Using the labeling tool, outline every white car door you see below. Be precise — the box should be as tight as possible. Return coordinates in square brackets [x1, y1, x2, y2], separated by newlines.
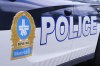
[0, 0, 74, 66]
[69, 5, 100, 64]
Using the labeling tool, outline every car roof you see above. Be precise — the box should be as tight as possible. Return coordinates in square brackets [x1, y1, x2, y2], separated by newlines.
[16, 0, 90, 6]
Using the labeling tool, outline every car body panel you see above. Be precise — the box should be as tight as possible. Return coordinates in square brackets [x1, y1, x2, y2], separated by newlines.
[0, 0, 100, 66]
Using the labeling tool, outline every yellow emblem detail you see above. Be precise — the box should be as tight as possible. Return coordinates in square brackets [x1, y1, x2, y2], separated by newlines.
[11, 11, 35, 60]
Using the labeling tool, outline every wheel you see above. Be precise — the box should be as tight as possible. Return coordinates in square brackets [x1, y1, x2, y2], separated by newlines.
[95, 34, 100, 66]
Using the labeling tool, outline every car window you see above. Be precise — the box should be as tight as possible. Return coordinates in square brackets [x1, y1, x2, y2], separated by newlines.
[74, 5, 97, 16]
[70, 0, 100, 4]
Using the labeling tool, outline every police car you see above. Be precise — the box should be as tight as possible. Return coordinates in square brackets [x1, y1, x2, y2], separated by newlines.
[0, 0, 100, 66]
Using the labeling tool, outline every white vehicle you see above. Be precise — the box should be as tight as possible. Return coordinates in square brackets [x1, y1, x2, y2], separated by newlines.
[0, 0, 100, 66]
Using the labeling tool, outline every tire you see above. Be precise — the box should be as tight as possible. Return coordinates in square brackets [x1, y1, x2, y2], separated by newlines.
[95, 34, 100, 66]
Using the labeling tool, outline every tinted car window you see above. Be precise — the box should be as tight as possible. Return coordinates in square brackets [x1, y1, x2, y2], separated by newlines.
[74, 5, 98, 16]
[70, 0, 100, 4]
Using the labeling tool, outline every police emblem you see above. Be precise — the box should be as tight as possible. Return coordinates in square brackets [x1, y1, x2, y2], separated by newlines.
[11, 11, 35, 60]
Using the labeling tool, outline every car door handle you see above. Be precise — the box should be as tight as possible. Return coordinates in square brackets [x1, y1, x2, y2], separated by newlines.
[8, 0, 16, 2]
[64, 10, 72, 16]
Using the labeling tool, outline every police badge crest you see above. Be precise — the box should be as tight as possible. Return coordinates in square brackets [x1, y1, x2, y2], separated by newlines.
[11, 11, 35, 60]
